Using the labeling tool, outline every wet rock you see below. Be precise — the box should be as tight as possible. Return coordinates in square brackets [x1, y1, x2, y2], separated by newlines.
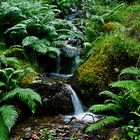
[30, 81, 73, 115]
[60, 44, 82, 74]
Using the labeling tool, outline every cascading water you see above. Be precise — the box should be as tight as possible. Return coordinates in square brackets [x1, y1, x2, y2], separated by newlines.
[64, 84, 99, 123]
[65, 84, 84, 114]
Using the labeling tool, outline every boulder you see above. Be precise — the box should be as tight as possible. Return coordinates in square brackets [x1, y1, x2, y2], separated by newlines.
[69, 33, 140, 106]
[30, 80, 73, 115]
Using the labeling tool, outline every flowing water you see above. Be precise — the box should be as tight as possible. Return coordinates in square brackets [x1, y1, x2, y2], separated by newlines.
[64, 84, 99, 123]
[65, 84, 84, 114]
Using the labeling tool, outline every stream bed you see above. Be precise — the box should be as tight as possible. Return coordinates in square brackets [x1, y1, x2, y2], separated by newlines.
[11, 114, 94, 140]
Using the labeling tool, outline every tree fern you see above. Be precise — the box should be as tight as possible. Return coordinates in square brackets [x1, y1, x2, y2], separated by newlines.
[86, 116, 123, 132]
[0, 105, 18, 131]
[2, 87, 42, 113]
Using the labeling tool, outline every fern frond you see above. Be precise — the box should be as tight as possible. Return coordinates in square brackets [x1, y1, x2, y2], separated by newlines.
[86, 116, 123, 132]
[2, 88, 42, 113]
[111, 80, 140, 92]
[0, 57, 20, 69]
[99, 91, 119, 101]
[120, 67, 140, 78]
[47, 47, 60, 58]
[0, 105, 18, 131]
[22, 36, 47, 54]
[89, 103, 119, 113]
[3, 45, 24, 57]
[0, 119, 9, 140]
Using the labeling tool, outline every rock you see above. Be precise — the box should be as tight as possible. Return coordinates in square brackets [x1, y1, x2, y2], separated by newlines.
[30, 81, 73, 114]
[60, 44, 83, 74]
[31, 134, 39, 140]
[69, 33, 140, 106]
[23, 127, 31, 139]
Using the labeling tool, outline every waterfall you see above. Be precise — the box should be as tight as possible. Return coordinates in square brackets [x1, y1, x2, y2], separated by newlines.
[64, 84, 100, 123]
[71, 55, 82, 74]
[65, 84, 84, 114]
[56, 55, 61, 74]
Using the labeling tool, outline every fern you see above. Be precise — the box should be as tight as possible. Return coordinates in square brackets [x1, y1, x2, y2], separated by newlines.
[22, 36, 47, 54]
[99, 91, 119, 101]
[47, 47, 60, 58]
[119, 67, 140, 78]
[2, 87, 42, 113]
[3, 45, 25, 57]
[0, 105, 18, 131]
[86, 116, 123, 132]
[0, 120, 9, 140]
[111, 80, 140, 92]
[89, 103, 120, 113]
[0, 57, 20, 69]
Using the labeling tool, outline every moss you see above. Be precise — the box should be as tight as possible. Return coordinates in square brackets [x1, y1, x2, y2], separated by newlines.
[128, 22, 140, 41]
[20, 71, 38, 87]
[101, 22, 125, 33]
[77, 33, 140, 92]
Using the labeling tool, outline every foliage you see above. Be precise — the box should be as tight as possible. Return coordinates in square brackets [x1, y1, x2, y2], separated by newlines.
[47, 0, 78, 10]
[22, 36, 47, 54]
[40, 128, 55, 140]
[77, 33, 140, 90]
[0, 0, 83, 71]
[86, 66, 140, 132]
[121, 120, 140, 140]
[0, 67, 42, 139]
[83, 0, 126, 42]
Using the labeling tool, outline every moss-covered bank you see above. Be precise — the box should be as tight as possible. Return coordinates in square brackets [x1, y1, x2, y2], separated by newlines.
[72, 33, 140, 106]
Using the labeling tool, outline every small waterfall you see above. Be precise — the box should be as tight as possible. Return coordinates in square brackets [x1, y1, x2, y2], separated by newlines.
[64, 84, 101, 123]
[56, 55, 61, 74]
[71, 55, 82, 74]
[65, 84, 84, 114]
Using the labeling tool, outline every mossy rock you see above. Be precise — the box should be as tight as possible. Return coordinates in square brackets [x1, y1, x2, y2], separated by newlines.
[101, 22, 125, 33]
[72, 33, 140, 106]
[128, 22, 140, 41]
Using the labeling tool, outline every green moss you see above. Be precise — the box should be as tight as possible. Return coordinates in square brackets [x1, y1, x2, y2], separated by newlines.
[128, 22, 140, 41]
[77, 33, 140, 91]
[101, 22, 125, 33]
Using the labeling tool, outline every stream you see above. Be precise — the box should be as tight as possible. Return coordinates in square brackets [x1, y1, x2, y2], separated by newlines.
[11, 5, 99, 140]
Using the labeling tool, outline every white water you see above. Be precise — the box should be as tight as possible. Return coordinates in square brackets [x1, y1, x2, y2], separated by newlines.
[65, 84, 84, 114]
[64, 84, 99, 123]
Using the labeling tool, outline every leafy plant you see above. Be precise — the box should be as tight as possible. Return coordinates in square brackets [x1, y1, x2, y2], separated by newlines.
[121, 120, 140, 140]
[40, 128, 55, 140]
[86, 67, 140, 132]
[0, 67, 42, 140]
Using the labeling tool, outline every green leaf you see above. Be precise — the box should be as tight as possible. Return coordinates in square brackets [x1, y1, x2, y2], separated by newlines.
[0, 105, 18, 131]
[2, 88, 42, 113]
[47, 47, 60, 58]
[0, 119, 9, 140]
[86, 116, 123, 132]
[89, 103, 120, 113]
[120, 67, 140, 78]
[22, 36, 47, 54]
[128, 132, 135, 139]
[0, 82, 6, 87]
